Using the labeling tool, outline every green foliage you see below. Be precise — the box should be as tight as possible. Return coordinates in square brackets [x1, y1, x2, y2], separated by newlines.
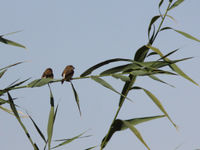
[1, 0, 200, 150]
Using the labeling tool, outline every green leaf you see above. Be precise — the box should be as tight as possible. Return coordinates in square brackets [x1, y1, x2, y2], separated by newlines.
[52, 131, 87, 149]
[132, 86, 177, 128]
[0, 69, 7, 79]
[112, 74, 130, 82]
[80, 58, 133, 77]
[148, 15, 160, 40]
[0, 61, 25, 71]
[8, 92, 20, 119]
[47, 85, 55, 149]
[122, 120, 151, 150]
[168, 0, 184, 11]
[28, 114, 47, 143]
[0, 36, 26, 49]
[70, 82, 81, 116]
[121, 115, 165, 130]
[28, 78, 55, 87]
[160, 27, 200, 42]
[91, 76, 132, 102]
[134, 45, 149, 61]
[146, 44, 199, 86]
[174, 29, 200, 42]
[84, 146, 98, 150]
[149, 75, 175, 87]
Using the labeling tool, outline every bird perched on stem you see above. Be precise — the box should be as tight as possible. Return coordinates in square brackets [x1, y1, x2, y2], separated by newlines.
[41, 68, 54, 79]
[61, 65, 75, 84]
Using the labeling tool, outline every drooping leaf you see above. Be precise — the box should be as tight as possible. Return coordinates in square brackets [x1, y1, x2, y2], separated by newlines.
[131, 86, 177, 128]
[158, 0, 164, 10]
[168, 0, 184, 11]
[0, 69, 7, 79]
[0, 36, 26, 49]
[52, 131, 88, 149]
[122, 120, 150, 150]
[149, 75, 175, 87]
[160, 27, 200, 42]
[146, 44, 199, 86]
[28, 113, 47, 143]
[47, 85, 55, 150]
[112, 74, 130, 82]
[91, 76, 132, 102]
[7, 92, 36, 149]
[80, 58, 133, 77]
[70, 82, 81, 116]
[8, 92, 20, 119]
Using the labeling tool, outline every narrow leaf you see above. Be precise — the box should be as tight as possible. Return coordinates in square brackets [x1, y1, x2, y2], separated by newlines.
[84, 146, 97, 150]
[80, 58, 133, 77]
[168, 0, 184, 11]
[52, 131, 87, 149]
[122, 120, 151, 150]
[70, 82, 81, 116]
[28, 78, 55, 87]
[149, 75, 175, 87]
[132, 86, 177, 128]
[112, 74, 130, 82]
[0, 61, 25, 71]
[28, 114, 47, 143]
[146, 44, 199, 86]
[121, 115, 165, 130]
[148, 16, 160, 40]
[0, 36, 26, 48]
[0, 69, 7, 79]
[91, 76, 133, 102]
[174, 29, 200, 42]
[8, 92, 20, 119]
[47, 85, 55, 149]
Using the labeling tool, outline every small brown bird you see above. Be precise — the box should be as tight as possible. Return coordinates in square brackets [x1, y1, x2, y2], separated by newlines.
[61, 65, 75, 84]
[41, 68, 54, 79]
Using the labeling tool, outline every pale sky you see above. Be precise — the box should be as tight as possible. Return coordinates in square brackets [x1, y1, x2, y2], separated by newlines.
[1, 1, 200, 150]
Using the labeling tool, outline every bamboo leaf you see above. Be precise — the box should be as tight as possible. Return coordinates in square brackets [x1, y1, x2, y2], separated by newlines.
[70, 82, 81, 116]
[8, 92, 20, 119]
[160, 27, 200, 42]
[168, 0, 184, 11]
[47, 85, 55, 150]
[112, 74, 130, 82]
[146, 44, 199, 86]
[134, 45, 149, 61]
[28, 114, 47, 143]
[122, 120, 151, 150]
[28, 78, 55, 87]
[84, 146, 98, 150]
[91, 76, 133, 102]
[0, 61, 25, 71]
[0, 69, 7, 79]
[148, 15, 160, 40]
[174, 29, 200, 42]
[80, 58, 133, 77]
[0, 36, 26, 49]
[149, 75, 175, 87]
[132, 86, 177, 128]
[52, 131, 87, 149]
[121, 115, 165, 130]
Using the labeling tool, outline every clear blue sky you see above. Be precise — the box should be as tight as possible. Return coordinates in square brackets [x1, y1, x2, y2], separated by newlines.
[1, 1, 200, 150]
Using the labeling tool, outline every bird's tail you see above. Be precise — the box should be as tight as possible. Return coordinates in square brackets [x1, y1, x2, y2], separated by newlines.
[61, 79, 64, 84]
